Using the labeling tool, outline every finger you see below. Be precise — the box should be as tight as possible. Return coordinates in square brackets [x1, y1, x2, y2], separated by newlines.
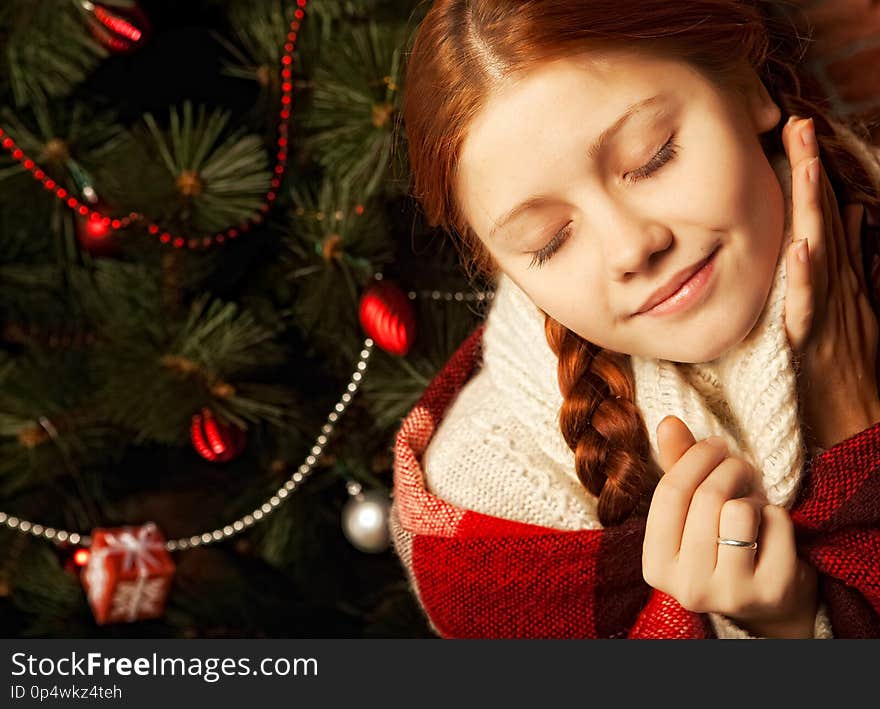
[781, 114, 796, 143]
[787, 118, 827, 299]
[679, 456, 760, 580]
[753, 504, 798, 603]
[794, 156, 828, 306]
[784, 237, 813, 352]
[656, 415, 696, 473]
[784, 117, 819, 174]
[781, 114, 803, 165]
[715, 497, 762, 579]
[644, 435, 729, 578]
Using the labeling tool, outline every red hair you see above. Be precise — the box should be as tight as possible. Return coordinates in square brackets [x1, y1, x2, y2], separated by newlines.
[400, 0, 880, 526]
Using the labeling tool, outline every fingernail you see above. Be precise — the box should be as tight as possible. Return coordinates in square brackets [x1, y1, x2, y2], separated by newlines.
[787, 114, 800, 126]
[807, 157, 819, 184]
[801, 118, 816, 150]
[796, 238, 809, 263]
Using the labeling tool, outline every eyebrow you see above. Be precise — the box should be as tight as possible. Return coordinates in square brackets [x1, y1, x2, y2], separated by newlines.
[488, 93, 665, 241]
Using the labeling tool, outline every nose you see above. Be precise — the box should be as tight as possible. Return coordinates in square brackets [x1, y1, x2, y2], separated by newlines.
[601, 207, 673, 281]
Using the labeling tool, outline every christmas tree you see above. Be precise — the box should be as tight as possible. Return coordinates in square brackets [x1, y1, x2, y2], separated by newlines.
[0, 0, 490, 637]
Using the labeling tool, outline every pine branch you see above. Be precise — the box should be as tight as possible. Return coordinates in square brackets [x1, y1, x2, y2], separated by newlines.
[141, 102, 272, 232]
[0, 165, 56, 257]
[296, 0, 416, 39]
[0, 348, 123, 499]
[0, 264, 71, 325]
[218, 0, 292, 87]
[72, 261, 297, 442]
[171, 294, 286, 378]
[7, 541, 88, 637]
[300, 21, 409, 198]
[279, 175, 395, 373]
[0, 0, 108, 107]
[0, 101, 128, 206]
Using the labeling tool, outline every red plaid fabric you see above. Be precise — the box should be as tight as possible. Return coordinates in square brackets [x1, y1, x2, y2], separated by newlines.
[391, 323, 880, 638]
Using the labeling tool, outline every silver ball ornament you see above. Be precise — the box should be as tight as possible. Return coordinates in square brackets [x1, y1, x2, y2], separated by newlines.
[342, 489, 391, 553]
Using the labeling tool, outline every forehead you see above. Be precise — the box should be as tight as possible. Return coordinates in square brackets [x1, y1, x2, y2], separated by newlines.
[456, 51, 707, 230]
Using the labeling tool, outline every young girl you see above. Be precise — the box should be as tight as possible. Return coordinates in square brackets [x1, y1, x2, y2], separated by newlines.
[390, 0, 880, 638]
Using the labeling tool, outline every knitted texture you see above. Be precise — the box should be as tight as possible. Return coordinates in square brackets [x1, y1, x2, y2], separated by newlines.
[389, 321, 880, 638]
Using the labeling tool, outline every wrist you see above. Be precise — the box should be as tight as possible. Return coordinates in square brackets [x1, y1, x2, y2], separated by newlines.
[804, 396, 880, 451]
[729, 564, 819, 639]
[732, 603, 817, 638]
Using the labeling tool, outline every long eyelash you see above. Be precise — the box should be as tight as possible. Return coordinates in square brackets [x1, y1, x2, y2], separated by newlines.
[527, 134, 679, 269]
[627, 133, 678, 182]
[528, 222, 573, 269]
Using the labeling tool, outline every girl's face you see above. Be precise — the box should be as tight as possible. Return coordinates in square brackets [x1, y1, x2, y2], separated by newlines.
[456, 50, 785, 362]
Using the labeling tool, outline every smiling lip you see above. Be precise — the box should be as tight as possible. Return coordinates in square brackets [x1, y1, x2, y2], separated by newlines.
[633, 246, 720, 317]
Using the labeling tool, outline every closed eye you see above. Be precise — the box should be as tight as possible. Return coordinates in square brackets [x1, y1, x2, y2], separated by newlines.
[527, 222, 573, 270]
[527, 133, 679, 269]
[625, 133, 679, 183]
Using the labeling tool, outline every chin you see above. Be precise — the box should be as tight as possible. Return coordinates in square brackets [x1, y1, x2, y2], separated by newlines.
[670, 339, 738, 364]
[673, 307, 764, 363]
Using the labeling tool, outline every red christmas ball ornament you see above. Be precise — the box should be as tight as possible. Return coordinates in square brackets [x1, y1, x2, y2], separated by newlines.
[81, 1, 152, 55]
[190, 408, 247, 463]
[358, 280, 416, 356]
[76, 211, 119, 256]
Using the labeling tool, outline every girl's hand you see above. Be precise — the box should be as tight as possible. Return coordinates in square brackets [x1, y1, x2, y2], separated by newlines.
[642, 416, 818, 638]
[782, 115, 880, 451]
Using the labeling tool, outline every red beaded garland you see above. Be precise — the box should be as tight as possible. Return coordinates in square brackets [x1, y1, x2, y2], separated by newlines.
[76, 208, 119, 256]
[0, 0, 309, 250]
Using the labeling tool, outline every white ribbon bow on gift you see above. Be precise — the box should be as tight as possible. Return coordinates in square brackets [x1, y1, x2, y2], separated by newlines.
[100, 523, 165, 576]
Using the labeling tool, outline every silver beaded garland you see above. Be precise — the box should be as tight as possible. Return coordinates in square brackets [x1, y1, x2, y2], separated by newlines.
[0, 278, 495, 553]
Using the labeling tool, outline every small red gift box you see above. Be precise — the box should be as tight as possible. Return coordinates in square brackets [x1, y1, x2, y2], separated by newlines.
[81, 522, 175, 625]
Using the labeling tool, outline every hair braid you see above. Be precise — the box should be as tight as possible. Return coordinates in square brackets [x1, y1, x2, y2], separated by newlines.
[544, 314, 659, 526]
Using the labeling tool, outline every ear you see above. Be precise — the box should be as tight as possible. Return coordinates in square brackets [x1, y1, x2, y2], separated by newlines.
[743, 71, 781, 135]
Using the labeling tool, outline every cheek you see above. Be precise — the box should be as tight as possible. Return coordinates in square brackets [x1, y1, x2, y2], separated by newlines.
[548, 292, 621, 351]
[679, 133, 757, 226]
[523, 270, 614, 346]
[733, 148, 786, 266]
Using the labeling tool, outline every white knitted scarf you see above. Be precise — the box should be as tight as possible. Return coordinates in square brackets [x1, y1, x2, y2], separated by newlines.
[475, 151, 805, 510]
